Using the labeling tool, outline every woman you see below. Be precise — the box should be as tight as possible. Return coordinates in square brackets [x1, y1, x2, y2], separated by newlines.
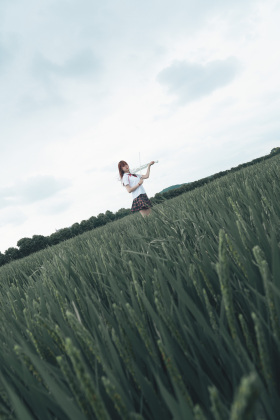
[118, 160, 155, 217]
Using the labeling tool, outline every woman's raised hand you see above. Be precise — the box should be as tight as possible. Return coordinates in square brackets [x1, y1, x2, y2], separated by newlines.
[149, 161, 155, 166]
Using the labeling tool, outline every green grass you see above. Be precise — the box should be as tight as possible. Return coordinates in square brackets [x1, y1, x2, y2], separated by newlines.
[0, 154, 280, 419]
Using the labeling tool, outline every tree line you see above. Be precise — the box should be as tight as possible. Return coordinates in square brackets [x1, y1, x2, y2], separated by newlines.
[151, 147, 280, 203]
[0, 208, 131, 266]
[0, 147, 279, 267]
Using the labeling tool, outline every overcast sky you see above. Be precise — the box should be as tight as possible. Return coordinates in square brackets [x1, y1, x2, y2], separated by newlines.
[0, 0, 279, 252]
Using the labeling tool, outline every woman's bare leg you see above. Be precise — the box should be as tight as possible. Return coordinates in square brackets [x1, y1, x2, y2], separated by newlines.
[139, 208, 151, 217]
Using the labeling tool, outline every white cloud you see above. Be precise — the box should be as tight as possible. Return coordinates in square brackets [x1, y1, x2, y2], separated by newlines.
[0, 43, 11, 70]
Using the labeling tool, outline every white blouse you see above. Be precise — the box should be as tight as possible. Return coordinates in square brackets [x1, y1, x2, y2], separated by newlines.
[122, 173, 146, 200]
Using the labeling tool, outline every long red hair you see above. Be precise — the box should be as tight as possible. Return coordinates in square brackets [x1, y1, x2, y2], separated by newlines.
[118, 160, 128, 181]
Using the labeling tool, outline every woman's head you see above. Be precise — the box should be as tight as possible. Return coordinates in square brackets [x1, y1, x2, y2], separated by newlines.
[118, 161, 129, 179]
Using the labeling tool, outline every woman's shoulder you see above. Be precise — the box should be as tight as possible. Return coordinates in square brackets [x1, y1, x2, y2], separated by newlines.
[122, 173, 129, 185]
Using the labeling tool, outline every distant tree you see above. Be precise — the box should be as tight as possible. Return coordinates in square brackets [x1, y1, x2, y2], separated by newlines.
[271, 147, 280, 154]
[5, 247, 20, 262]
[31, 235, 49, 252]
[88, 216, 98, 229]
[115, 208, 130, 219]
[105, 210, 115, 222]
[152, 193, 165, 204]
[0, 252, 7, 266]
[49, 228, 72, 245]
[17, 235, 48, 256]
[96, 213, 109, 227]
[17, 237, 33, 257]
[71, 223, 81, 237]
[79, 219, 92, 233]
[166, 189, 178, 198]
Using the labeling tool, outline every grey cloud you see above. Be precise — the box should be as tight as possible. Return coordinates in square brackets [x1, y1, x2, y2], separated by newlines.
[157, 57, 241, 104]
[0, 176, 71, 208]
[16, 90, 65, 115]
[60, 50, 100, 77]
[13, 49, 101, 116]
[0, 42, 12, 71]
[19, 176, 71, 203]
[32, 50, 100, 82]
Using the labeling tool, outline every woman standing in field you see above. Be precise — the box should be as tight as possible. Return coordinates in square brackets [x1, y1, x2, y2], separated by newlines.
[118, 160, 155, 217]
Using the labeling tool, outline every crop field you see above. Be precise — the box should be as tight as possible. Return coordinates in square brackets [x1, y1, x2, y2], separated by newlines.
[0, 154, 280, 420]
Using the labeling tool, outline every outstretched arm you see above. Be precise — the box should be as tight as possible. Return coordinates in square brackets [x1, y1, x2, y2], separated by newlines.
[141, 161, 155, 179]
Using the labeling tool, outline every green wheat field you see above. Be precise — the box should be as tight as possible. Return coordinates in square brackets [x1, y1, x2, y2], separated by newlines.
[0, 154, 280, 420]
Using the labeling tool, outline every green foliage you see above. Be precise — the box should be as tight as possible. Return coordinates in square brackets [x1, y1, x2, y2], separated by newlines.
[160, 184, 184, 193]
[4, 247, 20, 262]
[17, 235, 49, 256]
[0, 154, 280, 419]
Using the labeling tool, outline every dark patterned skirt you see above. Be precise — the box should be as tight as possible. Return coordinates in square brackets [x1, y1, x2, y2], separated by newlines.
[131, 194, 153, 212]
